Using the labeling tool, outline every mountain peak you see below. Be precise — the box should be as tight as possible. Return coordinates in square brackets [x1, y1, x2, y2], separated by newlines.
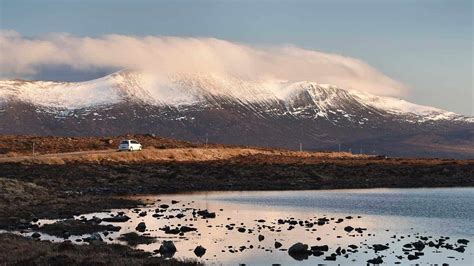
[0, 70, 471, 124]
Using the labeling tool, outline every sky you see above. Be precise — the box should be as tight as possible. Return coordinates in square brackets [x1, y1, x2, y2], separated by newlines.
[0, 0, 472, 115]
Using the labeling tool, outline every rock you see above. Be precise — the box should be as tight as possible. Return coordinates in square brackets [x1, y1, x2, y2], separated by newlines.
[373, 244, 389, 252]
[412, 241, 425, 251]
[325, 255, 336, 261]
[194, 245, 206, 257]
[312, 250, 324, 256]
[258, 235, 264, 242]
[31, 232, 41, 238]
[367, 256, 383, 264]
[102, 215, 130, 223]
[160, 204, 169, 209]
[288, 242, 310, 261]
[136, 222, 146, 232]
[180, 226, 197, 233]
[274, 241, 282, 249]
[171, 200, 179, 204]
[162, 226, 180, 234]
[454, 246, 465, 253]
[344, 226, 354, 233]
[84, 232, 103, 245]
[348, 244, 358, 249]
[139, 211, 147, 217]
[407, 254, 419, 260]
[197, 210, 216, 219]
[457, 239, 469, 245]
[159, 240, 177, 258]
[237, 228, 246, 233]
[311, 245, 329, 252]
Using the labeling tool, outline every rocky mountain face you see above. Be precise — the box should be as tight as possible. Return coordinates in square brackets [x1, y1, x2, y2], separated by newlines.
[1, 70, 472, 158]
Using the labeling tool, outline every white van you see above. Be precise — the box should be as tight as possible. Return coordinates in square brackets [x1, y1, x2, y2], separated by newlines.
[118, 139, 142, 151]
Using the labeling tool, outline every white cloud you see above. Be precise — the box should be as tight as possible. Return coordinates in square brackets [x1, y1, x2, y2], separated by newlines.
[0, 30, 407, 96]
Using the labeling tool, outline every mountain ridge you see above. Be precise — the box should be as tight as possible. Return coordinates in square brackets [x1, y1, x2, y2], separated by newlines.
[1, 70, 472, 158]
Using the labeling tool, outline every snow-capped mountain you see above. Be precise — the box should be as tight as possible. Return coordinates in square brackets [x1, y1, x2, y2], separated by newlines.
[1, 70, 473, 158]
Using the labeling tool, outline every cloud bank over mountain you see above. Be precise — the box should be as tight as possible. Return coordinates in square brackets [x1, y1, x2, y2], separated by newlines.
[0, 30, 407, 97]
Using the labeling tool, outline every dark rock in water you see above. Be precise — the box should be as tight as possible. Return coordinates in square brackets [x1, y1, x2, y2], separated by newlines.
[160, 204, 169, 209]
[454, 246, 465, 253]
[457, 239, 469, 245]
[159, 240, 177, 258]
[348, 244, 358, 249]
[312, 250, 324, 256]
[31, 232, 41, 238]
[412, 241, 425, 251]
[354, 227, 367, 233]
[84, 232, 103, 245]
[311, 245, 329, 252]
[367, 256, 383, 264]
[89, 217, 102, 224]
[407, 254, 419, 260]
[258, 235, 264, 242]
[161, 226, 180, 234]
[373, 244, 389, 252]
[118, 232, 156, 246]
[344, 226, 354, 233]
[138, 211, 147, 217]
[102, 215, 130, 223]
[237, 228, 246, 233]
[335, 247, 342, 255]
[288, 242, 310, 261]
[136, 222, 146, 232]
[180, 226, 197, 233]
[197, 210, 216, 219]
[325, 255, 337, 261]
[194, 245, 206, 257]
[171, 200, 179, 204]
[275, 241, 282, 249]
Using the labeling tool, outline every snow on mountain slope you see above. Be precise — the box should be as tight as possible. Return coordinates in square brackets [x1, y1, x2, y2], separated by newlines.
[0, 70, 471, 122]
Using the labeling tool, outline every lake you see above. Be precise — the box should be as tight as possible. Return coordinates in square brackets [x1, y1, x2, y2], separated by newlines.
[28, 188, 474, 265]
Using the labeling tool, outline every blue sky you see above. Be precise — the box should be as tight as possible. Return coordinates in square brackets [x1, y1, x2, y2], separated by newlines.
[0, 0, 472, 114]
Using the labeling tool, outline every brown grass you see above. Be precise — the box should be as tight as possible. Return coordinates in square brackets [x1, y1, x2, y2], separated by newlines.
[0, 233, 200, 265]
[0, 147, 369, 165]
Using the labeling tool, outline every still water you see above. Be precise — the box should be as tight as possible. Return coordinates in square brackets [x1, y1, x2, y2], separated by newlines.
[31, 188, 474, 265]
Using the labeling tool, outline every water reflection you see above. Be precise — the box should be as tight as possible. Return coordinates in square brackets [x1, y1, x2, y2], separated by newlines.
[19, 189, 474, 265]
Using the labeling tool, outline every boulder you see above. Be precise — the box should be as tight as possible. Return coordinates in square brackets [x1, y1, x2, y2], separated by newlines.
[373, 244, 389, 252]
[367, 256, 383, 264]
[274, 241, 282, 249]
[344, 226, 354, 233]
[159, 240, 177, 258]
[288, 242, 310, 261]
[136, 222, 146, 232]
[194, 245, 206, 257]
